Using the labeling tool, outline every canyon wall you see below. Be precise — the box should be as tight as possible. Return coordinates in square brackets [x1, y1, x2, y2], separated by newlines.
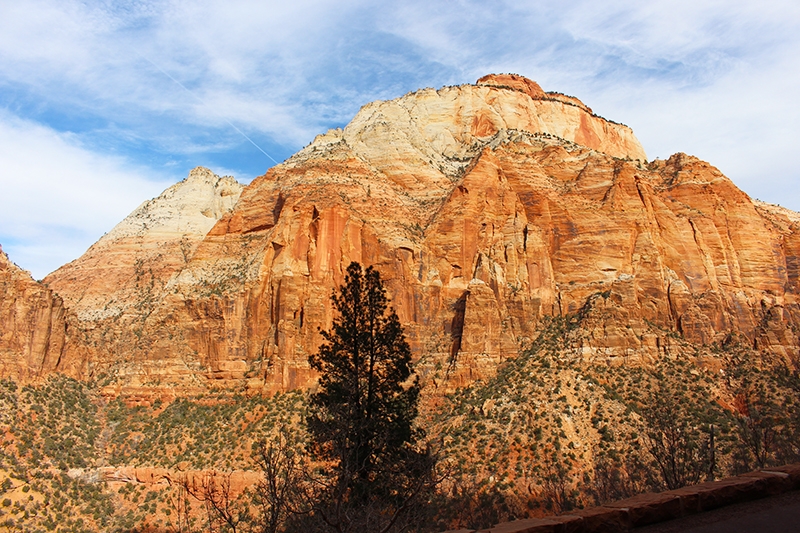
[1, 75, 798, 394]
[0, 247, 73, 379]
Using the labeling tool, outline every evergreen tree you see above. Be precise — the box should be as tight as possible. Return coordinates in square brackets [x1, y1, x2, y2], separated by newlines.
[307, 262, 432, 532]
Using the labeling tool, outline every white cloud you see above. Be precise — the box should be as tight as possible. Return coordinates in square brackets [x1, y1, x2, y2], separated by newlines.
[0, 111, 173, 279]
[1, 0, 799, 278]
[0, 0, 335, 145]
[376, 0, 800, 209]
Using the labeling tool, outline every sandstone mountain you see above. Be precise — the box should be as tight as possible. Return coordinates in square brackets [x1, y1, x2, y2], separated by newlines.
[1, 73, 798, 395]
[47, 166, 243, 322]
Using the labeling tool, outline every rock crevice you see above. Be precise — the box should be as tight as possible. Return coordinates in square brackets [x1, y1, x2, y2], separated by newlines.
[1, 75, 798, 392]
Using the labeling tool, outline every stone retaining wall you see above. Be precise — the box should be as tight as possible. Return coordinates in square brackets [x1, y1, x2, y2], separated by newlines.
[443, 464, 800, 533]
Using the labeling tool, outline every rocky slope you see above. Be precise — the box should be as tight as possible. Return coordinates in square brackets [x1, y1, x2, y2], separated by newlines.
[1, 74, 798, 394]
[45, 167, 243, 320]
[0, 168, 243, 388]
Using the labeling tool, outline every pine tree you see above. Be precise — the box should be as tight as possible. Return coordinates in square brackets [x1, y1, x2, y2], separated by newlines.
[307, 262, 432, 532]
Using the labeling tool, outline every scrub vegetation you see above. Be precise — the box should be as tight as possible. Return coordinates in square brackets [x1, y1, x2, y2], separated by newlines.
[1, 310, 799, 532]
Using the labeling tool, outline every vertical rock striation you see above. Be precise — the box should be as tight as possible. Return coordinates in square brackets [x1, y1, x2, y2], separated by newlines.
[1, 75, 798, 393]
[0, 247, 71, 379]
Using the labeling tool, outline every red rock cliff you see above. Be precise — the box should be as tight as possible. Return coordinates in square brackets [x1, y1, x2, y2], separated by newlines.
[3, 75, 798, 393]
[0, 246, 75, 379]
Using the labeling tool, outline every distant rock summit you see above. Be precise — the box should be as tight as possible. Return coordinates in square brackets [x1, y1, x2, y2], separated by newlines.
[1, 75, 798, 395]
[47, 167, 243, 322]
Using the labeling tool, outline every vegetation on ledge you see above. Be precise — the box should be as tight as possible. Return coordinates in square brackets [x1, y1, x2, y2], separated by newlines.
[1, 313, 799, 532]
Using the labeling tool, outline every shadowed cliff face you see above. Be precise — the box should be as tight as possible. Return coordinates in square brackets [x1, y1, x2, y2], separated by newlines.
[2, 75, 798, 393]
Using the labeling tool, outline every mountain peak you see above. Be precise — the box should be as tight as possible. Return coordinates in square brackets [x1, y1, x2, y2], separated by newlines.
[185, 166, 221, 185]
[185, 166, 239, 189]
[101, 168, 243, 241]
[290, 73, 647, 190]
[476, 73, 547, 99]
[42, 168, 244, 319]
[4, 75, 798, 396]
[477, 73, 594, 113]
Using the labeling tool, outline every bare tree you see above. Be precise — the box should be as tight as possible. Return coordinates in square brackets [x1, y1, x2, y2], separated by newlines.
[539, 452, 580, 514]
[733, 389, 781, 468]
[180, 471, 253, 533]
[590, 454, 650, 505]
[250, 431, 305, 533]
[303, 443, 440, 533]
[640, 387, 713, 490]
[724, 349, 790, 470]
[174, 428, 311, 533]
[166, 477, 194, 533]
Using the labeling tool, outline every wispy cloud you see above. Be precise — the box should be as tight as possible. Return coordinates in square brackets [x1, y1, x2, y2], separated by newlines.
[1, 0, 799, 276]
[0, 111, 172, 279]
[378, 0, 800, 205]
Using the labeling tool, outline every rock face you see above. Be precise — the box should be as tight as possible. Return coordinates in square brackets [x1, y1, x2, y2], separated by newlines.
[1, 74, 798, 392]
[0, 247, 71, 379]
[34, 168, 243, 390]
[46, 167, 243, 320]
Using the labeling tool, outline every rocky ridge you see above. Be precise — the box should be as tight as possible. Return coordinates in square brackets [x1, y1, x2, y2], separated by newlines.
[1, 74, 798, 394]
[45, 167, 243, 321]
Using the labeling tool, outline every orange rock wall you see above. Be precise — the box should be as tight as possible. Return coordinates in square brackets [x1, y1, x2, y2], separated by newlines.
[2, 76, 798, 393]
[0, 247, 74, 379]
[70, 138, 798, 394]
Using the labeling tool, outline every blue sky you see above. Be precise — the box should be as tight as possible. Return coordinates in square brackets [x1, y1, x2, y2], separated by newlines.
[1, 0, 799, 279]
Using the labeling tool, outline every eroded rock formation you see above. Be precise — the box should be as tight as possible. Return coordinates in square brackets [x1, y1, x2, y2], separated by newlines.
[1, 75, 798, 393]
[46, 167, 243, 321]
[0, 246, 72, 379]
[5, 168, 244, 388]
